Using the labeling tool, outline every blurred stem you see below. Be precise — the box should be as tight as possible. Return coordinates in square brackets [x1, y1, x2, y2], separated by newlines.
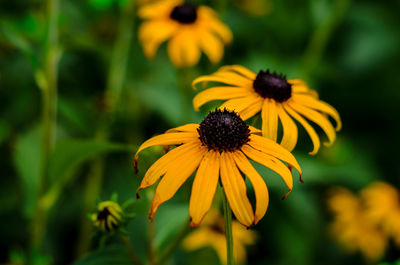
[75, 1, 136, 257]
[301, 0, 351, 77]
[156, 218, 190, 265]
[119, 234, 144, 265]
[148, 220, 156, 265]
[30, 0, 59, 251]
[222, 188, 234, 265]
[177, 68, 193, 123]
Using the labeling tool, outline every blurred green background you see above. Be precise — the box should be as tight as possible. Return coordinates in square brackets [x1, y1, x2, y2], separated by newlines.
[1, 0, 400, 264]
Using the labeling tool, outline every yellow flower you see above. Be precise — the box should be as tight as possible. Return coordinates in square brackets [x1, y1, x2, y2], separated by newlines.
[138, 0, 232, 67]
[362, 182, 400, 246]
[91, 201, 124, 232]
[192, 65, 342, 154]
[327, 188, 387, 261]
[182, 210, 256, 264]
[134, 109, 301, 228]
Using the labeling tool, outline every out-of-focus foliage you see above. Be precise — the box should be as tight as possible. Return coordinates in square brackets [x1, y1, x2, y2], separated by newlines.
[1, 0, 400, 264]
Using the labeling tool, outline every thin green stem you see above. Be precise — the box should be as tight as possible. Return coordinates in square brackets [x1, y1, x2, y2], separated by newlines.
[222, 189, 234, 265]
[119, 234, 144, 265]
[30, 0, 59, 251]
[301, 0, 351, 77]
[156, 218, 190, 265]
[148, 220, 156, 265]
[76, 1, 136, 257]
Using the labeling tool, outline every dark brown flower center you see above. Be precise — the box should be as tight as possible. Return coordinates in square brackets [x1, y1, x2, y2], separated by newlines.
[253, 70, 292, 102]
[198, 109, 250, 152]
[170, 3, 197, 24]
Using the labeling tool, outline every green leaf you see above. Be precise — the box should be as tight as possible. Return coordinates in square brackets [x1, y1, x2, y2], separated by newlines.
[13, 126, 41, 217]
[72, 245, 133, 265]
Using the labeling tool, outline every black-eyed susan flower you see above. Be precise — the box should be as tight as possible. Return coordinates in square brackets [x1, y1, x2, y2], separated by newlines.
[134, 109, 301, 228]
[328, 187, 387, 260]
[192, 65, 342, 154]
[91, 201, 124, 232]
[138, 0, 232, 67]
[182, 210, 256, 264]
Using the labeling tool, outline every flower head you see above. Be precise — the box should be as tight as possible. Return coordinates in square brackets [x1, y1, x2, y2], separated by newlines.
[91, 201, 124, 232]
[134, 109, 301, 228]
[182, 210, 257, 264]
[192, 65, 342, 154]
[138, 0, 232, 67]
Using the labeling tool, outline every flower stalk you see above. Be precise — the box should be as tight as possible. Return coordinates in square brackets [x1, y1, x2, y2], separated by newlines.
[222, 188, 234, 265]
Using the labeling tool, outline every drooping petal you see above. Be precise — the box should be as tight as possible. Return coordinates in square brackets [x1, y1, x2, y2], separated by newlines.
[242, 145, 293, 190]
[220, 152, 254, 227]
[277, 104, 298, 152]
[292, 94, 342, 131]
[181, 30, 201, 67]
[192, 73, 253, 89]
[213, 71, 254, 88]
[138, 0, 182, 19]
[218, 65, 257, 80]
[193, 86, 251, 111]
[247, 134, 302, 175]
[238, 99, 263, 120]
[261, 99, 278, 141]
[134, 132, 199, 164]
[198, 6, 232, 43]
[167, 34, 184, 67]
[165, 123, 199, 133]
[137, 142, 200, 193]
[149, 144, 207, 219]
[219, 95, 260, 114]
[189, 151, 220, 228]
[284, 104, 320, 155]
[288, 79, 318, 98]
[198, 29, 224, 64]
[233, 151, 269, 224]
[289, 102, 336, 146]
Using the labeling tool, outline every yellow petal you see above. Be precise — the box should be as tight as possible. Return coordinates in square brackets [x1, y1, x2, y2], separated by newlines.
[182, 227, 217, 251]
[247, 134, 302, 175]
[213, 71, 254, 88]
[289, 102, 336, 146]
[192, 73, 254, 89]
[249, 125, 262, 135]
[137, 142, 200, 193]
[288, 79, 318, 98]
[292, 94, 342, 131]
[242, 144, 293, 190]
[198, 29, 224, 64]
[189, 151, 220, 228]
[220, 152, 254, 227]
[138, 0, 181, 19]
[219, 95, 260, 114]
[218, 65, 257, 80]
[193, 86, 251, 111]
[277, 104, 298, 152]
[134, 132, 198, 168]
[180, 30, 201, 67]
[238, 98, 263, 120]
[284, 104, 320, 155]
[261, 99, 278, 141]
[198, 6, 232, 43]
[165, 123, 199, 133]
[167, 33, 184, 67]
[149, 144, 206, 219]
[233, 151, 269, 224]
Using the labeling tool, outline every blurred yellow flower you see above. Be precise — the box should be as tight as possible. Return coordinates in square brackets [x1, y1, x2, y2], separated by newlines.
[182, 210, 256, 264]
[328, 187, 387, 261]
[138, 0, 232, 67]
[362, 182, 400, 246]
[192, 65, 341, 154]
[134, 109, 301, 228]
[91, 201, 124, 232]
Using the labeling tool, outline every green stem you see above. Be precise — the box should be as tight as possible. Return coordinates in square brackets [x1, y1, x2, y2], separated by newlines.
[156, 218, 190, 265]
[301, 0, 351, 77]
[119, 234, 144, 265]
[76, 1, 136, 257]
[30, 0, 59, 251]
[222, 189, 234, 265]
[148, 220, 156, 265]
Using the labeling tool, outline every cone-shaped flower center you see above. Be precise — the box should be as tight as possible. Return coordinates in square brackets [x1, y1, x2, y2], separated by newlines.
[170, 3, 197, 24]
[97, 207, 112, 222]
[253, 70, 292, 102]
[198, 109, 250, 152]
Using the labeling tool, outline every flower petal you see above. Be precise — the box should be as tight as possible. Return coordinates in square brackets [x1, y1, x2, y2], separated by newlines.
[198, 29, 224, 64]
[213, 71, 254, 88]
[233, 151, 269, 224]
[247, 134, 301, 175]
[137, 142, 199, 193]
[237, 98, 263, 120]
[249, 125, 262, 135]
[277, 104, 298, 152]
[261, 99, 278, 141]
[219, 95, 260, 114]
[165, 123, 199, 133]
[138, 0, 182, 19]
[149, 144, 206, 219]
[193, 86, 251, 111]
[220, 152, 254, 227]
[289, 102, 336, 146]
[198, 6, 232, 43]
[242, 144, 293, 190]
[284, 104, 320, 155]
[288, 79, 318, 98]
[218, 65, 257, 80]
[292, 94, 342, 131]
[189, 151, 220, 228]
